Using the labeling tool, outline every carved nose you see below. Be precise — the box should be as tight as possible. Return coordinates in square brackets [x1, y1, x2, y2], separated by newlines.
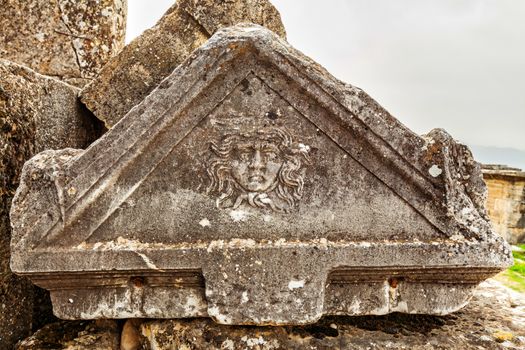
[249, 150, 264, 170]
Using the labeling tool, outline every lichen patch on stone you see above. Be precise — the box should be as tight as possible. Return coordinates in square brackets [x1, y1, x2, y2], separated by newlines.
[288, 280, 305, 290]
[199, 218, 211, 227]
[429, 164, 443, 177]
[229, 209, 249, 222]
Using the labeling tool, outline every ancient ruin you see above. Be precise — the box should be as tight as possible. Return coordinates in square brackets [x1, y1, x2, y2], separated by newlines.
[483, 165, 525, 244]
[10, 24, 512, 327]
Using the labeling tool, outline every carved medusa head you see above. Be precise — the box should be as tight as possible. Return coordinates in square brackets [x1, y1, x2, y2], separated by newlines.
[206, 127, 311, 212]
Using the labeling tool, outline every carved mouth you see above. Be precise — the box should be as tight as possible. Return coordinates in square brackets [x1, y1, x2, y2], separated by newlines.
[248, 175, 264, 182]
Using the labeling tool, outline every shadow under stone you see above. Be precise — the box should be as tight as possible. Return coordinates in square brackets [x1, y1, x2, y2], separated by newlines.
[288, 314, 454, 339]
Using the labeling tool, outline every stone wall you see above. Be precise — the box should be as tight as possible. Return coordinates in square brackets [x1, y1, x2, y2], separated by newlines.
[0, 2, 125, 347]
[0, 59, 100, 348]
[483, 165, 525, 244]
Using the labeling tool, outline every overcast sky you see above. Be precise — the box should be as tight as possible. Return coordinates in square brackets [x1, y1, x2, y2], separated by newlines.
[127, 1, 525, 169]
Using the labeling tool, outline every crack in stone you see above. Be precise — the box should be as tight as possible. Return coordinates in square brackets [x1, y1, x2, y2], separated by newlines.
[53, 29, 92, 40]
[180, 7, 214, 37]
[56, 2, 83, 77]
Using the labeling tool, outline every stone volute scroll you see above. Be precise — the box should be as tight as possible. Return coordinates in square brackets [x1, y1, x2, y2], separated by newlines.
[10, 24, 512, 325]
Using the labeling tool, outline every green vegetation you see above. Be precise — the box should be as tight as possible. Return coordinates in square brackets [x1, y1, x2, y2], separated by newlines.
[511, 249, 525, 273]
[497, 246, 525, 293]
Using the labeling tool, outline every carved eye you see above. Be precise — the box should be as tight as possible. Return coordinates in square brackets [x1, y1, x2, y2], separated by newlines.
[263, 151, 277, 161]
[238, 151, 251, 162]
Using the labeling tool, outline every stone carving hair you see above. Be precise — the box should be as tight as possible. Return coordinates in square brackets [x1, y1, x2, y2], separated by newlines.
[207, 127, 311, 212]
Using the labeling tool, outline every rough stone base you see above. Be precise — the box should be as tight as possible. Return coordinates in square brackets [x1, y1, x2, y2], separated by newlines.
[43, 277, 479, 321]
[16, 279, 525, 350]
[16, 320, 119, 350]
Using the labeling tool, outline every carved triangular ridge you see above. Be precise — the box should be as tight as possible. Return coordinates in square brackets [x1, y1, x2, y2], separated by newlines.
[10, 24, 511, 324]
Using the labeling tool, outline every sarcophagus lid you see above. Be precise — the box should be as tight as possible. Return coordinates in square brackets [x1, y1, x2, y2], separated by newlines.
[10, 24, 511, 325]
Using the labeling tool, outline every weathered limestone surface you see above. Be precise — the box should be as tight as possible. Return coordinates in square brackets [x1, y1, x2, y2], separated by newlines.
[178, 0, 287, 38]
[16, 320, 120, 350]
[0, 59, 99, 347]
[483, 165, 525, 244]
[80, 0, 286, 128]
[16, 279, 525, 350]
[10, 25, 512, 325]
[0, 0, 127, 87]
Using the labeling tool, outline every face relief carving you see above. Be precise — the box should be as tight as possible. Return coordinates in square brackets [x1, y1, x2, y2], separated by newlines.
[207, 126, 310, 212]
[231, 139, 282, 193]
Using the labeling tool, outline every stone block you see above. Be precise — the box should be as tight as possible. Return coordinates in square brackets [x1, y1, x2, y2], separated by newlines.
[79, 0, 286, 128]
[0, 59, 98, 347]
[483, 165, 525, 244]
[10, 25, 511, 326]
[0, 0, 127, 87]
[178, 0, 287, 37]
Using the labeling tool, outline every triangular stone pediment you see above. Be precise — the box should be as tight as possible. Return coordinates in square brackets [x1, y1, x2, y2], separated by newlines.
[10, 24, 511, 325]
[83, 72, 439, 245]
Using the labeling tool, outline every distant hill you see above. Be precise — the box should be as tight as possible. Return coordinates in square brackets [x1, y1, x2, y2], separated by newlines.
[468, 145, 525, 171]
